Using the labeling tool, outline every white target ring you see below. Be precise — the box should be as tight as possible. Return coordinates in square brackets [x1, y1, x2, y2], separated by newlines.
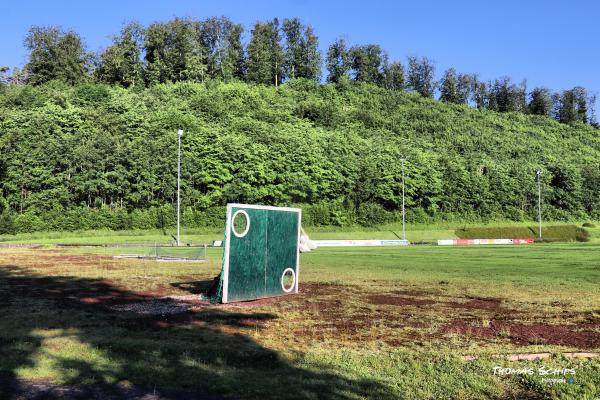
[281, 268, 296, 293]
[231, 210, 250, 238]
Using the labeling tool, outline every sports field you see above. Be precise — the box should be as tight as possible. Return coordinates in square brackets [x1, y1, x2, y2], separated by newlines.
[0, 241, 599, 399]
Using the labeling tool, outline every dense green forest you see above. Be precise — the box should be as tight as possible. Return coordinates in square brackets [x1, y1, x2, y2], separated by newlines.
[0, 16, 598, 233]
[1, 17, 597, 125]
[0, 79, 599, 233]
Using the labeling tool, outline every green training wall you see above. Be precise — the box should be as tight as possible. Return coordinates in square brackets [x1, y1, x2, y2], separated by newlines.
[221, 204, 301, 303]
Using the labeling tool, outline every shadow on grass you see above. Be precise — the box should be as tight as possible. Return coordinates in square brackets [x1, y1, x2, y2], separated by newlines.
[170, 278, 215, 295]
[0, 265, 395, 399]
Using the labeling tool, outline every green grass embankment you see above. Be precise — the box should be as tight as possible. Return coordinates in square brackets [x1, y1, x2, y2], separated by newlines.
[456, 225, 590, 242]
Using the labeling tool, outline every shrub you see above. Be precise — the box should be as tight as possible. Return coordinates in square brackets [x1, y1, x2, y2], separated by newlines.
[575, 227, 591, 242]
[355, 203, 394, 227]
[582, 222, 596, 228]
[301, 201, 353, 227]
[13, 211, 44, 233]
[199, 207, 226, 228]
[0, 211, 15, 234]
[406, 208, 431, 224]
[130, 209, 156, 230]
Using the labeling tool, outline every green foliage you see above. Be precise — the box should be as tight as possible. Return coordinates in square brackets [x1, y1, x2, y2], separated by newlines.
[143, 18, 208, 84]
[247, 19, 284, 85]
[407, 56, 435, 97]
[348, 44, 385, 84]
[0, 211, 14, 234]
[24, 26, 89, 85]
[326, 38, 350, 83]
[557, 87, 589, 124]
[528, 87, 553, 116]
[281, 18, 321, 81]
[439, 68, 459, 103]
[15, 17, 598, 129]
[1, 80, 599, 234]
[12, 211, 43, 233]
[95, 22, 145, 88]
[199, 17, 245, 81]
[381, 61, 404, 91]
[487, 76, 527, 113]
[355, 203, 396, 227]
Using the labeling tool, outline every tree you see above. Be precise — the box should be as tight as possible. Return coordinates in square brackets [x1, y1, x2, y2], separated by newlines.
[418, 57, 436, 97]
[282, 18, 301, 80]
[439, 68, 459, 103]
[573, 86, 588, 123]
[589, 94, 597, 127]
[516, 80, 528, 112]
[24, 26, 89, 85]
[300, 25, 321, 81]
[226, 23, 246, 80]
[553, 86, 595, 125]
[407, 56, 435, 97]
[557, 89, 577, 123]
[348, 44, 385, 84]
[8, 67, 27, 85]
[488, 77, 526, 113]
[246, 19, 284, 86]
[199, 17, 245, 81]
[0, 67, 8, 86]
[282, 18, 321, 81]
[326, 38, 350, 83]
[382, 61, 404, 91]
[144, 50, 165, 86]
[95, 22, 144, 87]
[471, 76, 488, 110]
[528, 87, 553, 116]
[144, 18, 207, 83]
[456, 73, 473, 104]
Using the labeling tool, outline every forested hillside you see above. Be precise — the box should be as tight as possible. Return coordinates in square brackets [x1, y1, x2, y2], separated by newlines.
[0, 16, 598, 233]
[0, 79, 599, 233]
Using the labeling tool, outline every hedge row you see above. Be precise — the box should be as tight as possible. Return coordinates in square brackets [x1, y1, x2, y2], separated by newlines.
[0, 201, 513, 235]
[0, 201, 590, 237]
[455, 225, 590, 242]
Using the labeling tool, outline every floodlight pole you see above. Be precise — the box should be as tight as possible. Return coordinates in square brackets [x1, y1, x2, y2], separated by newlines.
[177, 129, 183, 247]
[401, 156, 407, 241]
[536, 170, 542, 241]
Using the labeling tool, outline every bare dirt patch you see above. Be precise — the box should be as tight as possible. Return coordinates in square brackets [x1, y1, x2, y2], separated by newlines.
[367, 294, 437, 307]
[217, 296, 288, 308]
[280, 284, 431, 345]
[289, 285, 600, 349]
[390, 289, 433, 297]
[443, 320, 600, 348]
[444, 297, 503, 311]
[365, 292, 504, 312]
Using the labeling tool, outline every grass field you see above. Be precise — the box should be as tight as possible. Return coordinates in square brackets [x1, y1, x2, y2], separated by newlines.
[0, 243, 599, 399]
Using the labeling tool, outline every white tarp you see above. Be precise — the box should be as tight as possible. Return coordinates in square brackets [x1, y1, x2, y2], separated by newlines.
[299, 227, 318, 252]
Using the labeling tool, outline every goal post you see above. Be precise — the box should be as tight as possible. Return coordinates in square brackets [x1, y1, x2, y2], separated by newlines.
[214, 204, 302, 303]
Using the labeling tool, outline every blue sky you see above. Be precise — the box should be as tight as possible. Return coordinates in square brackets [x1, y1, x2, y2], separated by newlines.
[1, 0, 599, 98]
